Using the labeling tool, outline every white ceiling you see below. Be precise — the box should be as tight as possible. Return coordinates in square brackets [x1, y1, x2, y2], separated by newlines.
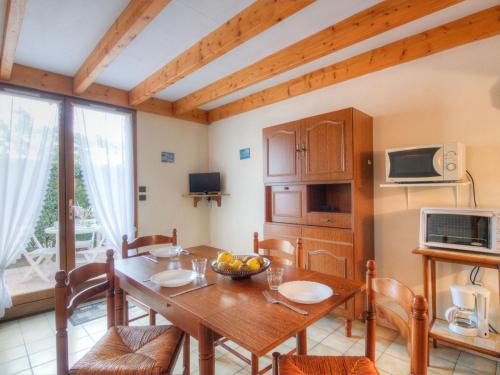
[5, 0, 500, 109]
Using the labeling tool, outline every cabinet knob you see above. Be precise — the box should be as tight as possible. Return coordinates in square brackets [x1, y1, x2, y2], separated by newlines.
[321, 218, 334, 223]
[284, 186, 290, 190]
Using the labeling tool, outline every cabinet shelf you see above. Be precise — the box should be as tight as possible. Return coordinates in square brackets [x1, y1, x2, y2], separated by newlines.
[379, 181, 471, 208]
[183, 193, 229, 207]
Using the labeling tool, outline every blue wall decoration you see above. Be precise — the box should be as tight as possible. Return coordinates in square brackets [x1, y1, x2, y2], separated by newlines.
[239, 148, 250, 160]
[161, 151, 175, 163]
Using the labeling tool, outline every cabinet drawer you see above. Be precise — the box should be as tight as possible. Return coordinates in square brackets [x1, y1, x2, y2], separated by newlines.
[271, 185, 306, 224]
[306, 212, 351, 229]
[264, 222, 301, 238]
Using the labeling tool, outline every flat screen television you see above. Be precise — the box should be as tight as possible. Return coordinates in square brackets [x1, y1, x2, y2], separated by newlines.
[189, 172, 221, 194]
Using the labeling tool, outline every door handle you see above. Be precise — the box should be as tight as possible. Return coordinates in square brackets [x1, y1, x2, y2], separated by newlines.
[68, 198, 74, 221]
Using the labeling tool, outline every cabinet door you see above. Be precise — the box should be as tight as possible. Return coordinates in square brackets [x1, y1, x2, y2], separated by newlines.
[263, 121, 301, 183]
[301, 109, 353, 181]
[271, 185, 306, 224]
[302, 227, 355, 318]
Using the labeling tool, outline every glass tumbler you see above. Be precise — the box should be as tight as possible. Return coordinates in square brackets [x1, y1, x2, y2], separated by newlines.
[192, 258, 208, 278]
[267, 267, 284, 290]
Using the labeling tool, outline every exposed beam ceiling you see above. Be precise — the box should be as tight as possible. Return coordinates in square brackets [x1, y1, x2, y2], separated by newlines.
[0, 64, 208, 124]
[128, 0, 315, 106]
[207, 5, 500, 122]
[173, 0, 463, 115]
[0, 0, 27, 80]
[73, 0, 172, 95]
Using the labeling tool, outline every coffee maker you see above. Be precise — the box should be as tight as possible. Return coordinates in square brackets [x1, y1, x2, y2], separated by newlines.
[445, 284, 490, 338]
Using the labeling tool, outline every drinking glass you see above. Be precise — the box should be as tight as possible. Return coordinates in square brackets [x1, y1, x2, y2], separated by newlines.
[267, 267, 284, 290]
[192, 258, 208, 278]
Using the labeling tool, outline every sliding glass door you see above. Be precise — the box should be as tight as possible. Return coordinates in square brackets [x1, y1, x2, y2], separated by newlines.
[0, 88, 136, 320]
[1, 88, 64, 316]
[68, 101, 136, 270]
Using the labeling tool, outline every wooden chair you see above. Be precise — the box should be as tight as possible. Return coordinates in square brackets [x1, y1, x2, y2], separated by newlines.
[121, 229, 177, 325]
[55, 250, 187, 375]
[253, 232, 304, 267]
[272, 260, 429, 375]
[215, 232, 304, 374]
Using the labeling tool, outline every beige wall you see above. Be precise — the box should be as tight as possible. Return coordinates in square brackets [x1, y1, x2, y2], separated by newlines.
[136, 111, 210, 248]
[207, 36, 500, 324]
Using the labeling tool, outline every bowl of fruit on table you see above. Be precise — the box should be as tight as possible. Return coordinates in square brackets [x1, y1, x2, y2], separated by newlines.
[211, 251, 271, 280]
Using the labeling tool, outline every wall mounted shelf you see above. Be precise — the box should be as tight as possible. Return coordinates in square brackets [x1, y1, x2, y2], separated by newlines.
[183, 193, 230, 207]
[379, 181, 471, 208]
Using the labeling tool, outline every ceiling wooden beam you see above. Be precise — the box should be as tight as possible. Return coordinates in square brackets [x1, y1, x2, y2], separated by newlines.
[173, 0, 463, 114]
[128, 0, 315, 106]
[208, 5, 500, 122]
[2, 64, 208, 124]
[0, 0, 27, 80]
[73, 0, 172, 95]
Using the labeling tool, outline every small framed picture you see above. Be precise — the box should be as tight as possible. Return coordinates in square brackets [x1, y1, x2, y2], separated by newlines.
[239, 148, 250, 160]
[161, 151, 175, 163]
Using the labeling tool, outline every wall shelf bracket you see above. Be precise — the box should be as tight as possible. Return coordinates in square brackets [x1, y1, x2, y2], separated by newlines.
[379, 181, 471, 209]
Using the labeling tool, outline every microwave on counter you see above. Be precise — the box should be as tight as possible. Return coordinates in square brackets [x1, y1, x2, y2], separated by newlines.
[385, 143, 465, 183]
[420, 208, 500, 254]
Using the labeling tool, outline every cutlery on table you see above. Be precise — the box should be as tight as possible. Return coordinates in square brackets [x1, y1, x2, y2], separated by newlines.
[142, 256, 158, 264]
[262, 290, 309, 316]
[169, 282, 216, 297]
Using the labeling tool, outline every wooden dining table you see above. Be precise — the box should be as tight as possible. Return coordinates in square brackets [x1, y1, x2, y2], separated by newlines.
[114, 245, 365, 375]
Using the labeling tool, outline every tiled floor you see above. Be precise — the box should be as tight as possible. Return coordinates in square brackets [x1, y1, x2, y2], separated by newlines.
[0, 309, 498, 375]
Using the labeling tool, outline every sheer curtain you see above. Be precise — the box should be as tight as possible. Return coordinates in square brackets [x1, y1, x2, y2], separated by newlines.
[0, 92, 59, 317]
[73, 104, 135, 255]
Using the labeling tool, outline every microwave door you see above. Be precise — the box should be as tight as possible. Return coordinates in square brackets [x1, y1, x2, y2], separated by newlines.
[425, 213, 491, 251]
[387, 147, 443, 182]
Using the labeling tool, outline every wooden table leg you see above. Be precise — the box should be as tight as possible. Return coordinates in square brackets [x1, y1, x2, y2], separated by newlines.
[199, 324, 215, 375]
[422, 256, 430, 366]
[423, 256, 429, 307]
[114, 278, 124, 326]
[297, 330, 307, 355]
[251, 354, 259, 375]
[430, 259, 437, 348]
[344, 320, 352, 338]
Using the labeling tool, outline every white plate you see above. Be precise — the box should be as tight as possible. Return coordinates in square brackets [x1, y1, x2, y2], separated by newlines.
[150, 269, 195, 287]
[150, 246, 181, 258]
[278, 281, 333, 304]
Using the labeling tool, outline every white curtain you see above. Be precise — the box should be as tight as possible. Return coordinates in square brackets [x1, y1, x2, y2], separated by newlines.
[73, 105, 135, 255]
[0, 92, 59, 317]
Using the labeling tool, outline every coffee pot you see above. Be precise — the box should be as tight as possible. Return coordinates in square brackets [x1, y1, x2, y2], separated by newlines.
[445, 284, 490, 338]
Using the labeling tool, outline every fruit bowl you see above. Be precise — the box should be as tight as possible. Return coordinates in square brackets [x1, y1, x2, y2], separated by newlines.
[211, 254, 271, 280]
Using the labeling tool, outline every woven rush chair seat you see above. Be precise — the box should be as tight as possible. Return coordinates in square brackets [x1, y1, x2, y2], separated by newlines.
[55, 250, 188, 375]
[70, 325, 184, 375]
[273, 260, 429, 375]
[277, 355, 378, 375]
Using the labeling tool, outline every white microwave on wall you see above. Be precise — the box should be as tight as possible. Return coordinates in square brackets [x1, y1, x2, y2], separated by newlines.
[420, 208, 500, 254]
[385, 143, 466, 183]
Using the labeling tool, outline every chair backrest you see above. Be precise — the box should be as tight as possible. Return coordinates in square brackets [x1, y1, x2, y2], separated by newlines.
[365, 260, 428, 375]
[253, 232, 303, 267]
[55, 249, 115, 375]
[121, 228, 177, 258]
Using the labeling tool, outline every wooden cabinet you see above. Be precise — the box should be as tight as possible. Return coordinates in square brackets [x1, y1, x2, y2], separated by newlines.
[263, 109, 353, 184]
[263, 108, 374, 325]
[270, 185, 306, 224]
[302, 227, 355, 318]
[263, 121, 301, 183]
[302, 109, 353, 181]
